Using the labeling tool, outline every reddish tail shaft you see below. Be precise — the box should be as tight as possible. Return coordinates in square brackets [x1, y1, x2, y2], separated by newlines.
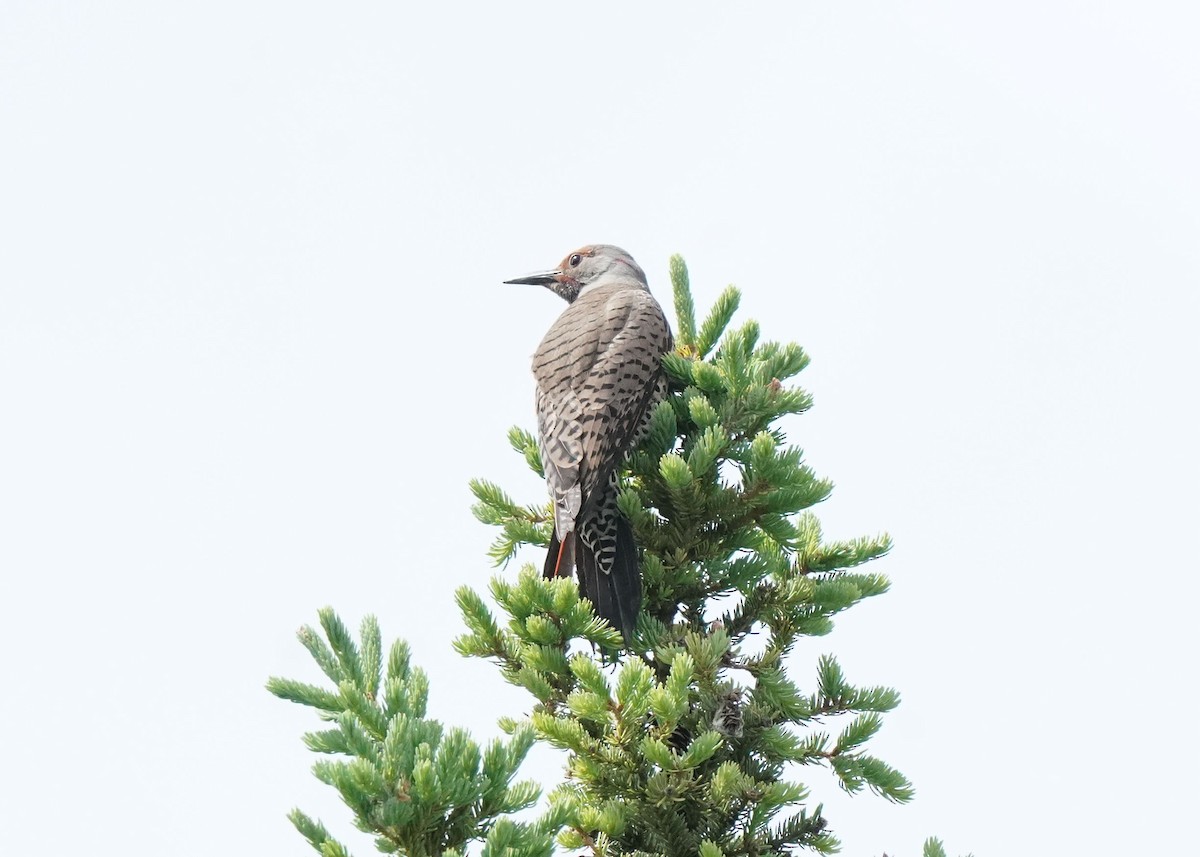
[553, 536, 570, 577]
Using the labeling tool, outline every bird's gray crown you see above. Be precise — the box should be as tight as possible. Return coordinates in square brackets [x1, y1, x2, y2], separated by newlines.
[504, 244, 649, 303]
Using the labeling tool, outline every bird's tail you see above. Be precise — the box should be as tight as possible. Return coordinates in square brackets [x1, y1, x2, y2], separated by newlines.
[544, 502, 642, 645]
[576, 515, 641, 644]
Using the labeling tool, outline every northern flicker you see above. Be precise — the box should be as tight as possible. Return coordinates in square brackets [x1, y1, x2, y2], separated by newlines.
[505, 245, 673, 643]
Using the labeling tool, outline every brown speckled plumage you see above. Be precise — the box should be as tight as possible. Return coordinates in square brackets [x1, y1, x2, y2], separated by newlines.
[507, 245, 673, 643]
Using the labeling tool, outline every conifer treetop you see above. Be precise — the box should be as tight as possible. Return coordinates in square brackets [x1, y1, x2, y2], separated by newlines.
[271, 255, 969, 857]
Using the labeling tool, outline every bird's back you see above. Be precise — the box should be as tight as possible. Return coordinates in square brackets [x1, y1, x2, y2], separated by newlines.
[533, 279, 672, 508]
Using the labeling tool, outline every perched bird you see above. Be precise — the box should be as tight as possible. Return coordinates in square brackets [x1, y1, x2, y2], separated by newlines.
[505, 245, 673, 643]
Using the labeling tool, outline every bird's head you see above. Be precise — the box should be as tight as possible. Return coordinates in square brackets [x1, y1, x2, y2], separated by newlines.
[504, 244, 647, 302]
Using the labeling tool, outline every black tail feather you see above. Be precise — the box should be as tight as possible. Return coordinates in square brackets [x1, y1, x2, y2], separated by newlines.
[610, 515, 641, 642]
[543, 532, 560, 579]
[573, 519, 641, 644]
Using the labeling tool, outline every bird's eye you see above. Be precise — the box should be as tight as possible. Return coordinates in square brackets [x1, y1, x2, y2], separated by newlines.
[569, 253, 582, 268]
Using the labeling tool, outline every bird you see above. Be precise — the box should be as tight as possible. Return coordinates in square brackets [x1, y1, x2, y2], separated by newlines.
[505, 245, 674, 644]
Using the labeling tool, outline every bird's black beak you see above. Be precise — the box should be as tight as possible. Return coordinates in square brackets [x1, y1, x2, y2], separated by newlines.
[504, 269, 562, 286]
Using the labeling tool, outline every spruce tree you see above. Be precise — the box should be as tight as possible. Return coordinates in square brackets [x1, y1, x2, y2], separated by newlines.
[269, 256, 968, 857]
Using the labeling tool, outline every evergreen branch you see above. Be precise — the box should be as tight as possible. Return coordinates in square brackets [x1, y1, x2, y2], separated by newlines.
[670, 254, 697, 352]
[359, 615, 382, 701]
[833, 713, 883, 754]
[470, 478, 525, 519]
[297, 622, 345, 685]
[302, 727, 351, 755]
[319, 608, 365, 691]
[662, 351, 697, 386]
[386, 639, 411, 682]
[857, 754, 915, 803]
[696, 286, 742, 358]
[289, 808, 353, 857]
[267, 677, 345, 714]
[924, 838, 949, 857]
[801, 534, 893, 574]
[272, 610, 551, 857]
[506, 426, 544, 477]
[760, 807, 837, 855]
[338, 681, 389, 741]
[922, 836, 973, 857]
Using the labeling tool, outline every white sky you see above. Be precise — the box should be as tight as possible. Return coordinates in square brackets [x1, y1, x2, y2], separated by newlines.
[2, 2, 1197, 855]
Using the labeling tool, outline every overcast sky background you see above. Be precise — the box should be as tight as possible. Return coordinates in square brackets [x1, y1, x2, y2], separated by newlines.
[2, 2, 1197, 855]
